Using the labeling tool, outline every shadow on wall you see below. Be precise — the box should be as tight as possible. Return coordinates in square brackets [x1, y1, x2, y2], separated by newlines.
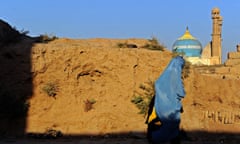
[24, 130, 240, 144]
[0, 19, 37, 137]
[182, 130, 240, 143]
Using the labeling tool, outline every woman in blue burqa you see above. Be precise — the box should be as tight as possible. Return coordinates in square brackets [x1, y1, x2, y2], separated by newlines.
[146, 56, 185, 144]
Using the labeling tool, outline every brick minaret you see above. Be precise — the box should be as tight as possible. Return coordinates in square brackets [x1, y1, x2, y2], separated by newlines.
[211, 8, 223, 64]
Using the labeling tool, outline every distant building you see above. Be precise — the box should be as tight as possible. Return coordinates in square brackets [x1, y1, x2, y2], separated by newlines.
[172, 7, 223, 65]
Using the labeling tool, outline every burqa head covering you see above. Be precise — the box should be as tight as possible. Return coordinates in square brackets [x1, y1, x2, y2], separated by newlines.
[151, 56, 185, 143]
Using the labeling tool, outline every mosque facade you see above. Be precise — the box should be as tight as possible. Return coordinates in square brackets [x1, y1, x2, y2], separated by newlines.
[172, 8, 223, 65]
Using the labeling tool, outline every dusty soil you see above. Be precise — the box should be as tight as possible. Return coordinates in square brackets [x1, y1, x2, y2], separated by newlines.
[0, 38, 240, 143]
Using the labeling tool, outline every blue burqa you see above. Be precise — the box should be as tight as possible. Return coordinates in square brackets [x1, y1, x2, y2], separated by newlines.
[150, 56, 186, 143]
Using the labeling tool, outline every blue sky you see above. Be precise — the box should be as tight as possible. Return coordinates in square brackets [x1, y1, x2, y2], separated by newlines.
[1, 1, 240, 61]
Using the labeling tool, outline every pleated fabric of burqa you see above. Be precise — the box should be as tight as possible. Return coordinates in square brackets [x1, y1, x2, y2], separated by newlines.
[147, 56, 186, 144]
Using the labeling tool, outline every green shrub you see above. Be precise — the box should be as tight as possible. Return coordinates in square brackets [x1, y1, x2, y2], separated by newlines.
[142, 37, 164, 51]
[131, 80, 155, 116]
[182, 60, 191, 79]
[42, 82, 59, 98]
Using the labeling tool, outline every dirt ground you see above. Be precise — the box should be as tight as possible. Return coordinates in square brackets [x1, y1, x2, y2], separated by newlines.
[0, 38, 240, 143]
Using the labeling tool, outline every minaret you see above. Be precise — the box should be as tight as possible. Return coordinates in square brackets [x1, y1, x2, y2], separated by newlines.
[211, 7, 223, 64]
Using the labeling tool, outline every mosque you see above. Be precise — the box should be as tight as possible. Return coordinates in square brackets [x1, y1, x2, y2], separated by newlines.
[172, 8, 223, 65]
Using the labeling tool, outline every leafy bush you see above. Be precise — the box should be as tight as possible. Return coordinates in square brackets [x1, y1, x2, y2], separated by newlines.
[42, 82, 59, 98]
[182, 60, 191, 79]
[142, 37, 164, 51]
[131, 80, 155, 116]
